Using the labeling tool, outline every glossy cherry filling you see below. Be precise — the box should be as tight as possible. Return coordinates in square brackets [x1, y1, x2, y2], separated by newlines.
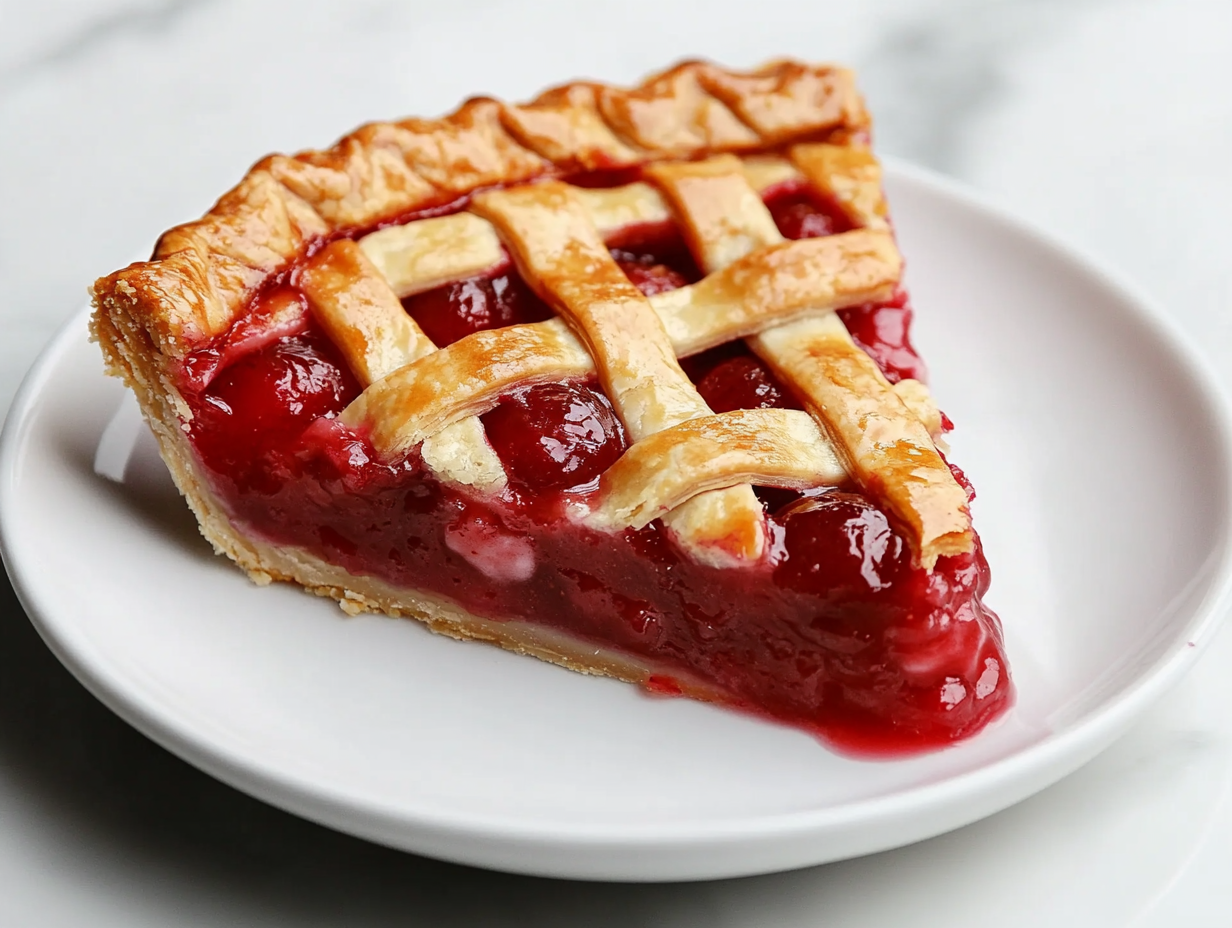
[402, 270, 556, 348]
[765, 181, 928, 384]
[180, 189, 1010, 756]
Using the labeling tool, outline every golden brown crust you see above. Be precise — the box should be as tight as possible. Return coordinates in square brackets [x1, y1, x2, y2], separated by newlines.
[699, 60, 869, 143]
[790, 143, 889, 230]
[645, 155, 783, 273]
[596, 62, 761, 153]
[590, 409, 847, 530]
[341, 318, 594, 458]
[502, 83, 642, 171]
[300, 240, 435, 383]
[92, 59, 868, 363]
[338, 228, 903, 464]
[299, 239, 507, 491]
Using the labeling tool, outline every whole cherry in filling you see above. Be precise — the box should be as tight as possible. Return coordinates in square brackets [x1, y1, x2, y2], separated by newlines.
[765, 183, 854, 240]
[402, 271, 555, 347]
[776, 493, 910, 605]
[685, 345, 802, 414]
[611, 246, 698, 296]
[191, 330, 360, 494]
[482, 381, 628, 496]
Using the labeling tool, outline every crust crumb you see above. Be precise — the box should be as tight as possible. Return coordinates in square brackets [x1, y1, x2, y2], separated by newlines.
[339, 593, 367, 616]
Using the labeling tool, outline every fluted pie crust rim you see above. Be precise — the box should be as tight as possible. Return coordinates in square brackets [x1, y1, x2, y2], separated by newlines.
[92, 59, 869, 364]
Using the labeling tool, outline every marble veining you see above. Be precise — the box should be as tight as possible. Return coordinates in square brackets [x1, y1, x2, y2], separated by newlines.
[0, 0, 215, 91]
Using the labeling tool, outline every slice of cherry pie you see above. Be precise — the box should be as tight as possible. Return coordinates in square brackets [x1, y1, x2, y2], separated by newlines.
[91, 59, 1010, 755]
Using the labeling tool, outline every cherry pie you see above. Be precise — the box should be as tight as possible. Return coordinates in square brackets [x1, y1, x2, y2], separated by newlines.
[91, 60, 1010, 755]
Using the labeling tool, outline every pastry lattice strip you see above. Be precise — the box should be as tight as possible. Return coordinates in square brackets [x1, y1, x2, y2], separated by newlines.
[310, 225, 897, 562]
[338, 157, 901, 461]
[299, 240, 507, 491]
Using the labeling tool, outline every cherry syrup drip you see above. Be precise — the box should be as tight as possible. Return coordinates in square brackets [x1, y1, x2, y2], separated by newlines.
[177, 176, 1010, 756]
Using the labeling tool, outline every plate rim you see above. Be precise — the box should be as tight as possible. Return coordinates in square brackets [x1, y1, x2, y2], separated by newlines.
[4, 160, 1232, 879]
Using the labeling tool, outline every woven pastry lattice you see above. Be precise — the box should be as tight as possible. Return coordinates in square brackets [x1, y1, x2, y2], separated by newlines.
[93, 61, 973, 570]
[298, 148, 969, 569]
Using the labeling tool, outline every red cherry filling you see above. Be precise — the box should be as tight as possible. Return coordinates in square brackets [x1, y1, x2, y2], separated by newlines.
[182, 321, 1008, 754]
[482, 381, 628, 495]
[839, 287, 929, 384]
[770, 494, 1005, 751]
[611, 247, 700, 296]
[775, 493, 910, 601]
[177, 181, 1009, 754]
[402, 271, 555, 347]
[192, 331, 360, 494]
[765, 183, 855, 240]
[695, 354, 800, 413]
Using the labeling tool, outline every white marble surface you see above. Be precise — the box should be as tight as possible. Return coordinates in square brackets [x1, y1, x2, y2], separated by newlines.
[1, 0, 1230, 923]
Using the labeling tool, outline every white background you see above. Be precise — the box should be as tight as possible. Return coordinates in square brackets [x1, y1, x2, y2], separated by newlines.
[1, 0, 1230, 923]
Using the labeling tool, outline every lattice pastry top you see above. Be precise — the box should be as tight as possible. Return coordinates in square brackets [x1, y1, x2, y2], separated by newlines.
[92, 59, 971, 571]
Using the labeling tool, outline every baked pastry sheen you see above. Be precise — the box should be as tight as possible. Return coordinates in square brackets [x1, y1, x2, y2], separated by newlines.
[92, 59, 1010, 754]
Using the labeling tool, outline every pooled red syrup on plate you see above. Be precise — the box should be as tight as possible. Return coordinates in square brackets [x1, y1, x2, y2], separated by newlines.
[180, 177, 1010, 757]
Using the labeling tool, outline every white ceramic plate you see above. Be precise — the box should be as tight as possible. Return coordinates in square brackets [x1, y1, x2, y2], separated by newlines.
[3, 163, 1231, 882]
